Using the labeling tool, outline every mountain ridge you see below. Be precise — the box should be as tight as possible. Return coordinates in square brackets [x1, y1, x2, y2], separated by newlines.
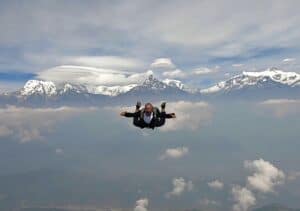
[0, 68, 300, 106]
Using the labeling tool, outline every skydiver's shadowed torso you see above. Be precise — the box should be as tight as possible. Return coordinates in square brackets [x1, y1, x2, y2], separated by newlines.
[120, 102, 176, 129]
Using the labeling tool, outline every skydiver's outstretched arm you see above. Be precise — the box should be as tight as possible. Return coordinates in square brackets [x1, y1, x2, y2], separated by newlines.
[120, 111, 140, 117]
[165, 113, 176, 118]
[156, 109, 176, 119]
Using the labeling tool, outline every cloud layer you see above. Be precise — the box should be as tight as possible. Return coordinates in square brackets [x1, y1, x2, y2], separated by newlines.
[232, 186, 256, 211]
[244, 159, 285, 193]
[259, 99, 300, 118]
[159, 147, 189, 160]
[0, 106, 96, 142]
[166, 177, 193, 197]
[37, 65, 153, 86]
[232, 159, 285, 211]
[160, 101, 213, 131]
[208, 180, 224, 191]
[134, 198, 149, 211]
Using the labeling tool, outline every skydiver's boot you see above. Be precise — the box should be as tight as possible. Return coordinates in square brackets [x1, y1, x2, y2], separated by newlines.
[161, 102, 166, 112]
[136, 101, 142, 112]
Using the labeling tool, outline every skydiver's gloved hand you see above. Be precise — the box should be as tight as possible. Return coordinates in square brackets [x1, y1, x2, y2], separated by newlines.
[136, 101, 142, 111]
[120, 111, 126, 116]
[161, 102, 166, 112]
[170, 113, 176, 118]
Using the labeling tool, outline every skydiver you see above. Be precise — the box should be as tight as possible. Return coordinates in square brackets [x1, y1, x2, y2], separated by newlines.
[120, 102, 176, 129]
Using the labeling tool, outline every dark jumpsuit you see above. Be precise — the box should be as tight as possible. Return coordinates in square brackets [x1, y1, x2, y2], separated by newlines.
[124, 108, 174, 129]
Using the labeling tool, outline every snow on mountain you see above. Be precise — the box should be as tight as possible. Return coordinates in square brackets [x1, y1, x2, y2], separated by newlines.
[60, 83, 89, 94]
[163, 78, 198, 93]
[18, 72, 194, 98]
[163, 79, 185, 90]
[14, 68, 300, 100]
[120, 74, 192, 101]
[19, 79, 138, 97]
[86, 84, 138, 96]
[20, 80, 57, 96]
[141, 75, 168, 90]
[19, 80, 91, 97]
[201, 68, 300, 94]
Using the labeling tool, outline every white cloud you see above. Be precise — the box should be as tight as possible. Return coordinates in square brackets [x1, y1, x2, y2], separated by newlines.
[134, 198, 149, 211]
[159, 147, 189, 160]
[260, 99, 299, 105]
[199, 198, 220, 206]
[24, 54, 145, 71]
[166, 177, 193, 197]
[193, 67, 219, 75]
[162, 69, 186, 79]
[232, 186, 256, 211]
[224, 72, 231, 77]
[151, 58, 175, 69]
[282, 58, 296, 63]
[232, 64, 244, 67]
[163, 66, 221, 79]
[259, 99, 300, 118]
[1, 1, 300, 73]
[208, 180, 224, 191]
[0, 106, 96, 143]
[244, 159, 285, 193]
[231, 159, 286, 211]
[64, 56, 144, 70]
[160, 101, 213, 131]
[37, 65, 153, 86]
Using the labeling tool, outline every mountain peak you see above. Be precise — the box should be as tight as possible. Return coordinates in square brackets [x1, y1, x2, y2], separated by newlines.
[269, 67, 280, 71]
[201, 68, 300, 95]
[61, 83, 89, 94]
[141, 74, 167, 89]
[21, 80, 57, 96]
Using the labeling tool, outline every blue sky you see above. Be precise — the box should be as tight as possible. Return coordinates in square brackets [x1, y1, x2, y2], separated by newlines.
[0, 0, 300, 90]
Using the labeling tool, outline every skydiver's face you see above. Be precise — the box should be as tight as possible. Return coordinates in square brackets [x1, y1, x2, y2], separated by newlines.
[144, 105, 153, 116]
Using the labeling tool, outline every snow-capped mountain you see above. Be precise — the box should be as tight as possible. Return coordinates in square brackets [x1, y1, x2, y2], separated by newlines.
[12, 75, 191, 102]
[1, 68, 300, 107]
[19, 80, 89, 97]
[138, 75, 169, 90]
[16, 76, 188, 98]
[163, 79, 186, 90]
[85, 84, 138, 96]
[17, 80, 137, 97]
[61, 83, 89, 95]
[20, 80, 57, 96]
[201, 67, 300, 95]
[163, 78, 199, 93]
[115, 75, 193, 102]
[123, 75, 187, 94]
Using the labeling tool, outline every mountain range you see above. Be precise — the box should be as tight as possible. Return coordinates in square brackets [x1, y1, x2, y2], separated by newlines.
[0, 67, 300, 107]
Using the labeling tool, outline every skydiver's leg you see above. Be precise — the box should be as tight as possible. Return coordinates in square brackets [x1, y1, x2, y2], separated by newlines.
[154, 102, 167, 127]
[133, 116, 144, 128]
[132, 101, 144, 128]
[155, 111, 166, 127]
